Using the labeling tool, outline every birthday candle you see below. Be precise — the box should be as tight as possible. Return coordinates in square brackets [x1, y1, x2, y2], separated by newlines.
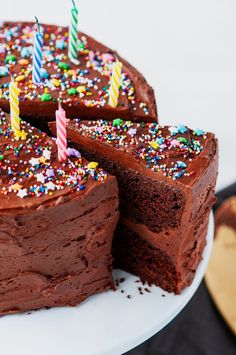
[68, 0, 79, 63]
[9, 78, 21, 138]
[32, 17, 43, 84]
[108, 60, 123, 108]
[56, 102, 67, 161]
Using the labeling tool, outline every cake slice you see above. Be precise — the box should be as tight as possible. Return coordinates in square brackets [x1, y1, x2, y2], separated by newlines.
[49, 118, 218, 293]
[0, 110, 119, 314]
[0, 22, 157, 131]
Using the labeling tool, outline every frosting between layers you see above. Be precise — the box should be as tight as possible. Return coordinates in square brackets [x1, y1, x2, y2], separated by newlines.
[118, 207, 210, 293]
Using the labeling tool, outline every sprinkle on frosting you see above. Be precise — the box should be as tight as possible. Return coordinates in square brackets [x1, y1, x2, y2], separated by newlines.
[0, 110, 107, 200]
[73, 118, 207, 181]
[0, 22, 149, 116]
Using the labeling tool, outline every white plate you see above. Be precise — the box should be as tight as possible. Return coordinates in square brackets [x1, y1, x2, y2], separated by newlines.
[0, 212, 214, 355]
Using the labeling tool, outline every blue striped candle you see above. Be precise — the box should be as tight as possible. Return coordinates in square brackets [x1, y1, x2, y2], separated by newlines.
[32, 17, 43, 84]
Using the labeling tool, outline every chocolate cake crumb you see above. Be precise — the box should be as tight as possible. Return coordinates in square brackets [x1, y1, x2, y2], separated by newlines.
[138, 287, 144, 295]
[115, 277, 126, 287]
[144, 288, 151, 293]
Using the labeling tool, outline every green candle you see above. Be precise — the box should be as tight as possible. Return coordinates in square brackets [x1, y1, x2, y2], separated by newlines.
[68, 0, 79, 64]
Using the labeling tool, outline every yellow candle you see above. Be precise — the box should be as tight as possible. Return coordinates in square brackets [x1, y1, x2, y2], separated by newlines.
[9, 79, 21, 139]
[108, 60, 123, 108]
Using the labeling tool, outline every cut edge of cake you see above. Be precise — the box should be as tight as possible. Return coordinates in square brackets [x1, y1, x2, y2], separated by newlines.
[49, 118, 218, 293]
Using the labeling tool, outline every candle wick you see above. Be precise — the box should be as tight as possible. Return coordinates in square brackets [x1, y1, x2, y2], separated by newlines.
[34, 16, 41, 33]
[58, 98, 62, 110]
[114, 56, 120, 64]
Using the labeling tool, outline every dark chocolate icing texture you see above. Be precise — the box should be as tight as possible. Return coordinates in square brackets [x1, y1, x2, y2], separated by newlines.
[0, 109, 108, 210]
[0, 110, 119, 315]
[0, 22, 157, 122]
[66, 118, 215, 183]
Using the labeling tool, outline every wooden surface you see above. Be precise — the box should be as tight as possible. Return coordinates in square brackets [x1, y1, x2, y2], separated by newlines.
[207, 195, 236, 335]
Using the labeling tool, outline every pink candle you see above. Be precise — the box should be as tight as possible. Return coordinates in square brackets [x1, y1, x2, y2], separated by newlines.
[56, 102, 67, 161]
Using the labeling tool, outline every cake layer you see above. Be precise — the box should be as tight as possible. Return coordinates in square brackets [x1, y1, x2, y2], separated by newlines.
[114, 206, 211, 293]
[49, 119, 218, 293]
[0, 109, 119, 314]
[49, 119, 218, 232]
[0, 22, 157, 131]
[114, 162, 216, 293]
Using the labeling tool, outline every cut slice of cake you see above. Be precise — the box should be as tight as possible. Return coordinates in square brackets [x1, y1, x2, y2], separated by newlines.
[49, 118, 218, 293]
[0, 22, 157, 132]
[0, 110, 119, 314]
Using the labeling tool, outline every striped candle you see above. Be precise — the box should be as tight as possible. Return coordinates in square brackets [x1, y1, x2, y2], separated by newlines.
[32, 17, 43, 84]
[9, 78, 21, 138]
[56, 102, 67, 161]
[68, 0, 79, 63]
[108, 60, 123, 108]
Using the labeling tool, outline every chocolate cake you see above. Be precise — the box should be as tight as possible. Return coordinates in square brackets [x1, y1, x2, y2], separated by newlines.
[49, 119, 218, 293]
[0, 18, 219, 314]
[0, 21, 157, 132]
[0, 109, 119, 314]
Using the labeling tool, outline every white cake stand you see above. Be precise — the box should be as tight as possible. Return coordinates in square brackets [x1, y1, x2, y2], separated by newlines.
[0, 213, 214, 355]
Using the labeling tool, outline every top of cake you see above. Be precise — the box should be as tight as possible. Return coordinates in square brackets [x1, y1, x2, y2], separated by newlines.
[0, 21, 157, 121]
[0, 109, 108, 211]
[62, 118, 217, 186]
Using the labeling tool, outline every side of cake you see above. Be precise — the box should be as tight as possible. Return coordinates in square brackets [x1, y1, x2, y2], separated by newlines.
[0, 21, 157, 132]
[0, 110, 119, 314]
[49, 119, 218, 293]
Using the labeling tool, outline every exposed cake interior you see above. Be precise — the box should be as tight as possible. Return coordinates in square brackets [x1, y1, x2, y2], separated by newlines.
[49, 118, 218, 293]
[73, 145, 185, 233]
[115, 205, 211, 293]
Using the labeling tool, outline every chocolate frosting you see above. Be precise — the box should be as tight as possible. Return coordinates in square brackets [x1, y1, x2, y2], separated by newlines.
[0, 22, 157, 122]
[0, 110, 120, 314]
[49, 118, 218, 293]
[120, 205, 211, 293]
[50, 119, 218, 188]
[0, 175, 119, 314]
[49, 118, 218, 232]
[0, 109, 112, 211]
